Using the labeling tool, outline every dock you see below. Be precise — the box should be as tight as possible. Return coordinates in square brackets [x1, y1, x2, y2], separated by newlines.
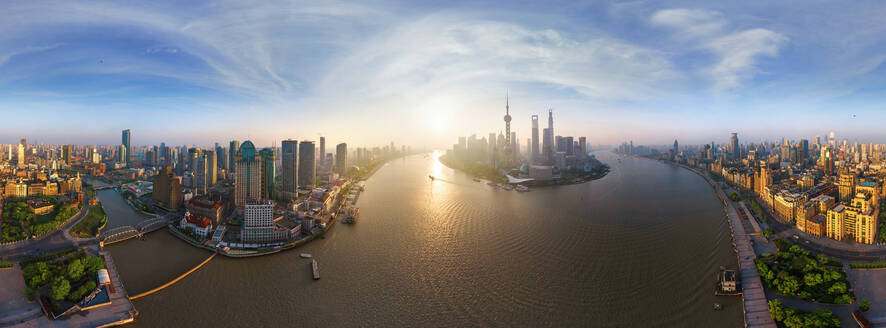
[311, 259, 320, 280]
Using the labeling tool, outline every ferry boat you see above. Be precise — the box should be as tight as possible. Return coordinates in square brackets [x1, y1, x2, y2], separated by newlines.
[300, 253, 312, 258]
[311, 259, 320, 280]
[515, 185, 529, 192]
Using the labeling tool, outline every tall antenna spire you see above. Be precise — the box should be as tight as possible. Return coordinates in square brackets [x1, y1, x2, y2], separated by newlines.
[506, 90, 509, 115]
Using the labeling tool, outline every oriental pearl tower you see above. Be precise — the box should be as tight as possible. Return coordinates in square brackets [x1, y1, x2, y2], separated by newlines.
[503, 92, 513, 166]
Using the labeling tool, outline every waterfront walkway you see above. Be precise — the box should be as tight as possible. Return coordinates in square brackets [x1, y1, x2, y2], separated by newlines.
[681, 165, 776, 328]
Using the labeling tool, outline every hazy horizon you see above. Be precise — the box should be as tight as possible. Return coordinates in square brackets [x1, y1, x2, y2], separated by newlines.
[2, 1, 886, 147]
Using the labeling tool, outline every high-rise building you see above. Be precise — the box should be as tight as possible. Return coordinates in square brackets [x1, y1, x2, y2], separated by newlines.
[281, 140, 299, 195]
[259, 148, 275, 201]
[579, 137, 587, 159]
[229, 140, 239, 176]
[121, 129, 131, 164]
[547, 109, 554, 154]
[335, 143, 348, 175]
[298, 141, 316, 189]
[673, 140, 678, 154]
[193, 156, 207, 195]
[542, 128, 552, 163]
[729, 133, 739, 160]
[242, 201, 287, 243]
[206, 149, 218, 186]
[152, 166, 183, 211]
[17, 140, 24, 167]
[234, 141, 262, 210]
[216, 145, 228, 172]
[838, 171, 857, 202]
[62, 145, 72, 165]
[319, 136, 326, 168]
[117, 144, 127, 165]
[531, 115, 539, 163]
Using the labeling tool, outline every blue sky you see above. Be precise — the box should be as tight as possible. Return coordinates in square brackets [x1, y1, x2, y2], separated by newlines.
[1, 0, 885, 148]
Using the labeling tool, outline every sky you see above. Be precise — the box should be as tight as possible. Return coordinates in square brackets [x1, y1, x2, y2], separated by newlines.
[1, 0, 886, 148]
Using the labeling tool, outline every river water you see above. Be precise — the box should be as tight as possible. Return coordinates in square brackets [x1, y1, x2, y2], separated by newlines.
[105, 151, 742, 327]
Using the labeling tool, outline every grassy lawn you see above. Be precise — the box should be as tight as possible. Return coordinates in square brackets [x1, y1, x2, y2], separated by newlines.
[70, 205, 107, 238]
[850, 260, 886, 269]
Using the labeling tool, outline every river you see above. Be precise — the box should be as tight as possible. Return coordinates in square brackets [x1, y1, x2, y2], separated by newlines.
[106, 151, 743, 327]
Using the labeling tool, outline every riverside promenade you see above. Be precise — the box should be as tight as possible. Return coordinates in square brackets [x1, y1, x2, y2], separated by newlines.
[677, 163, 776, 328]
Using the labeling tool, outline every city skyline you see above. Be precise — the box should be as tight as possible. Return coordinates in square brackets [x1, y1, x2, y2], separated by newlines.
[2, 1, 886, 146]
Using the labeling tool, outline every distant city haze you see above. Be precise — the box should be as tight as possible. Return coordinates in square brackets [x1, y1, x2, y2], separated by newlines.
[2, 1, 886, 147]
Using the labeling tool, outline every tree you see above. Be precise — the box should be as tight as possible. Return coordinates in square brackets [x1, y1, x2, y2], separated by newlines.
[66, 259, 84, 281]
[778, 276, 800, 295]
[835, 294, 852, 305]
[860, 298, 871, 312]
[82, 256, 105, 276]
[827, 282, 847, 295]
[769, 299, 786, 321]
[49, 277, 70, 301]
[804, 273, 823, 286]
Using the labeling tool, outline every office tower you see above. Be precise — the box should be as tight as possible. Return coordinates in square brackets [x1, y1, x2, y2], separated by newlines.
[194, 156, 207, 195]
[145, 150, 156, 166]
[564, 136, 574, 156]
[336, 143, 347, 175]
[152, 166, 183, 211]
[511, 132, 518, 157]
[234, 141, 262, 209]
[729, 133, 739, 160]
[542, 128, 552, 162]
[187, 148, 201, 172]
[547, 109, 555, 154]
[229, 140, 239, 175]
[556, 136, 564, 153]
[673, 140, 678, 154]
[117, 144, 127, 165]
[216, 145, 228, 171]
[319, 137, 326, 168]
[579, 137, 587, 158]
[814, 136, 820, 147]
[62, 145, 72, 165]
[281, 140, 299, 194]
[823, 147, 835, 176]
[259, 148, 275, 200]
[206, 149, 218, 186]
[531, 115, 539, 163]
[121, 129, 131, 164]
[298, 141, 316, 189]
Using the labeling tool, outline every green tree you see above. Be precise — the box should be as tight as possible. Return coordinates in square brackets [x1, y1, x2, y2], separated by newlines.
[860, 298, 871, 312]
[66, 259, 84, 281]
[778, 276, 800, 295]
[82, 256, 105, 276]
[768, 299, 785, 321]
[835, 294, 852, 304]
[49, 277, 70, 301]
[827, 282, 847, 295]
[804, 273, 823, 286]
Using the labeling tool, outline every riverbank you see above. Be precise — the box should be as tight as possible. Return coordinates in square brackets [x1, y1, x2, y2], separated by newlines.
[438, 154, 610, 187]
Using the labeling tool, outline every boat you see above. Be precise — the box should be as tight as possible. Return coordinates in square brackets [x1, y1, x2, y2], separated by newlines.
[515, 185, 529, 192]
[429, 175, 435, 181]
[472, 178, 481, 182]
[300, 253, 312, 258]
[501, 184, 514, 191]
[311, 259, 320, 280]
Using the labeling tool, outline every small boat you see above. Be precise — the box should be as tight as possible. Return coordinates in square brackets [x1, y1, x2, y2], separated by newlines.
[713, 303, 722, 310]
[515, 185, 529, 192]
[300, 253, 312, 258]
[472, 178, 481, 182]
[429, 175, 435, 181]
[311, 259, 320, 280]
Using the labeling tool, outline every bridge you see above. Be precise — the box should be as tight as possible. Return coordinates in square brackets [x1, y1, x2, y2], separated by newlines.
[100, 217, 170, 245]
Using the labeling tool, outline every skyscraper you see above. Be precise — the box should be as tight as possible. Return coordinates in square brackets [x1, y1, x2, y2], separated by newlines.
[542, 128, 552, 163]
[531, 115, 539, 163]
[578, 137, 587, 159]
[234, 141, 262, 210]
[335, 143, 347, 175]
[259, 148, 275, 200]
[298, 141, 316, 189]
[547, 109, 554, 154]
[17, 139, 25, 167]
[121, 129, 131, 164]
[206, 149, 218, 186]
[229, 140, 239, 176]
[319, 136, 326, 168]
[62, 145, 72, 165]
[216, 145, 228, 172]
[730, 133, 739, 160]
[673, 140, 678, 154]
[281, 140, 298, 195]
[504, 95, 512, 147]
[152, 166, 183, 211]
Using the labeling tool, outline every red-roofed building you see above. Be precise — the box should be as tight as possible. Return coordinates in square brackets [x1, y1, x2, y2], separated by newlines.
[180, 211, 213, 239]
[186, 198, 223, 224]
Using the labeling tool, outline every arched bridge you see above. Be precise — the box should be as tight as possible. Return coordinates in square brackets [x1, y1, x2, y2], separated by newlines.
[100, 218, 170, 245]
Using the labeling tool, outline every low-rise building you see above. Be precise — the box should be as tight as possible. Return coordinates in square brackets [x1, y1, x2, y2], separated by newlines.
[180, 211, 212, 239]
[806, 215, 825, 237]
